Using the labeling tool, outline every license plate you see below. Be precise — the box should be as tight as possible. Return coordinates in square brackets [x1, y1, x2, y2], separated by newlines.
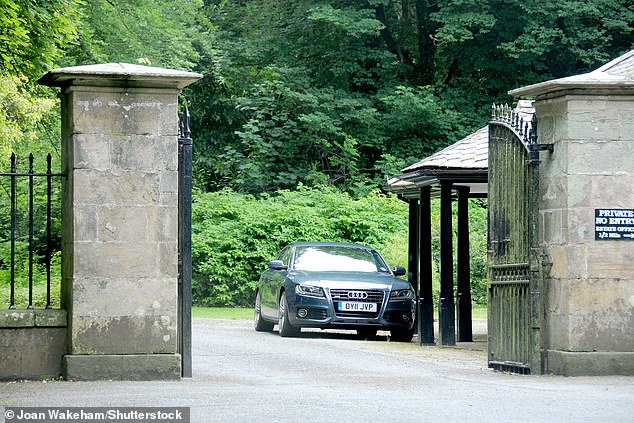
[338, 301, 377, 312]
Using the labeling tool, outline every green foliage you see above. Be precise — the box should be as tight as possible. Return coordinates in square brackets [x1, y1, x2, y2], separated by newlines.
[0, 76, 59, 161]
[0, 243, 61, 309]
[191, 186, 489, 307]
[0, 0, 82, 82]
[466, 199, 488, 304]
[2, 0, 632, 312]
[61, 0, 209, 70]
[191, 186, 410, 306]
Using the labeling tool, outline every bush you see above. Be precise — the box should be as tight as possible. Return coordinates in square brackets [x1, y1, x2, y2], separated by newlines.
[191, 185, 490, 307]
[191, 185, 409, 306]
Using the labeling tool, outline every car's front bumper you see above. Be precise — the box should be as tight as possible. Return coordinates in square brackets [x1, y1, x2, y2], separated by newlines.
[288, 292, 416, 331]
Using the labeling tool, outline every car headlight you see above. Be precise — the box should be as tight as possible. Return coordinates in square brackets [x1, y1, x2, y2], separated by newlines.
[296, 284, 325, 298]
[390, 288, 414, 300]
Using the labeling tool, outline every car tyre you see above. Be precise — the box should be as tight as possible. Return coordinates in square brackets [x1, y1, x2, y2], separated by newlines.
[254, 291, 274, 332]
[278, 293, 300, 337]
[356, 328, 378, 340]
[390, 328, 414, 342]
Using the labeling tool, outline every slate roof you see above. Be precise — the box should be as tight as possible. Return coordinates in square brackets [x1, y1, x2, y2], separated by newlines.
[400, 100, 533, 174]
[386, 101, 534, 197]
[401, 126, 488, 173]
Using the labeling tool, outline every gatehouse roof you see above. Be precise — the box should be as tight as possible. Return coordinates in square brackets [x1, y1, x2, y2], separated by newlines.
[387, 101, 534, 198]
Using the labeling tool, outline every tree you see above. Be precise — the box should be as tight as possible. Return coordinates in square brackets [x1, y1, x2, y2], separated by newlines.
[189, 0, 468, 195]
[0, 0, 82, 82]
[60, 0, 210, 70]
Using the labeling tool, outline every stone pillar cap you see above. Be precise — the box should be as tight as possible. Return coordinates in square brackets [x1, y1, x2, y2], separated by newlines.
[509, 49, 634, 98]
[38, 63, 202, 89]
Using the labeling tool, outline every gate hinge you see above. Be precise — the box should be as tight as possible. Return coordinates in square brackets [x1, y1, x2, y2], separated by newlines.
[529, 143, 554, 153]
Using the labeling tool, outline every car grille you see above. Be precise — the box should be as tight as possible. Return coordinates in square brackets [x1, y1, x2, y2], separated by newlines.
[330, 289, 384, 318]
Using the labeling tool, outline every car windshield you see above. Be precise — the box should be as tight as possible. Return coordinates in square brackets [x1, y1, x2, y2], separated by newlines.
[292, 246, 389, 273]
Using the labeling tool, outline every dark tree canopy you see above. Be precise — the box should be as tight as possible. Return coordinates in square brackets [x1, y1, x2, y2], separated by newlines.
[2, 0, 633, 194]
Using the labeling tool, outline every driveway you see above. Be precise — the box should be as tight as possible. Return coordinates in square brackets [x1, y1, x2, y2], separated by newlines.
[2, 318, 633, 422]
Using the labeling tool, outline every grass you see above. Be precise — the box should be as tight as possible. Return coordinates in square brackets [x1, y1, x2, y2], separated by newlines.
[193, 305, 488, 320]
[193, 307, 253, 319]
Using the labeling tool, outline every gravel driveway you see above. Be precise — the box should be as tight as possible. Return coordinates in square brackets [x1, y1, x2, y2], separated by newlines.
[2, 318, 633, 422]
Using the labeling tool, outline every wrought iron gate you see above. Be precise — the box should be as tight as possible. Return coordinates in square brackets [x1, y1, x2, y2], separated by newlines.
[178, 107, 193, 378]
[487, 105, 549, 374]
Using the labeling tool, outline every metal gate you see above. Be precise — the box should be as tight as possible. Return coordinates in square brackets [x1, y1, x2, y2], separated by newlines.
[178, 107, 193, 378]
[487, 105, 549, 374]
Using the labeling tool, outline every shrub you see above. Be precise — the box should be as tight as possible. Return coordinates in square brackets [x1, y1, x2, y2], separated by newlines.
[191, 185, 489, 307]
[191, 186, 409, 306]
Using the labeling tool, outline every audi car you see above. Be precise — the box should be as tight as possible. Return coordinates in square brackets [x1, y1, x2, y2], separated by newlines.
[254, 242, 416, 341]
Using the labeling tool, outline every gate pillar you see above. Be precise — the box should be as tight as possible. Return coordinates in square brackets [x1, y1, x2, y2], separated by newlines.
[39, 64, 201, 380]
[510, 51, 634, 375]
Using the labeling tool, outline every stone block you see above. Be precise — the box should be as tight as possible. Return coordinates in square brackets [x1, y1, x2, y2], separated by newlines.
[548, 244, 588, 279]
[72, 242, 162, 278]
[69, 88, 179, 136]
[158, 242, 179, 277]
[541, 209, 564, 245]
[158, 100, 180, 137]
[35, 309, 67, 327]
[72, 205, 98, 242]
[71, 277, 177, 317]
[547, 350, 634, 376]
[540, 175, 568, 210]
[70, 314, 177, 354]
[565, 206, 593, 243]
[567, 140, 634, 175]
[72, 169, 160, 207]
[0, 310, 35, 328]
[534, 97, 569, 141]
[157, 207, 178, 241]
[545, 278, 634, 351]
[110, 135, 178, 173]
[539, 141, 566, 179]
[585, 243, 634, 279]
[569, 175, 634, 209]
[72, 133, 111, 171]
[547, 245, 570, 279]
[94, 205, 154, 243]
[64, 354, 181, 381]
[0, 327, 66, 380]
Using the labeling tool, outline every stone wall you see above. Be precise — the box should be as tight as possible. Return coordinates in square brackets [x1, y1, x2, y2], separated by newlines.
[0, 310, 67, 380]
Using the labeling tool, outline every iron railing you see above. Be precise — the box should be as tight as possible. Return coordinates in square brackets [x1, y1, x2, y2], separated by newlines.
[0, 153, 64, 309]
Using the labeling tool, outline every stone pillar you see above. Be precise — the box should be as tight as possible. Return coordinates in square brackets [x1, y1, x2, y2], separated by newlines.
[511, 51, 634, 375]
[39, 63, 201, 380]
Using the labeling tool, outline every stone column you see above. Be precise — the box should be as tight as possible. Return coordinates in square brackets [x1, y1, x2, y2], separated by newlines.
[39, 63, 201, 380]
[511, 51, 634, 375]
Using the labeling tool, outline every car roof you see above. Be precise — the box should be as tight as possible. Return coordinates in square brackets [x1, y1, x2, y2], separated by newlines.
[287, 241, 373, 250]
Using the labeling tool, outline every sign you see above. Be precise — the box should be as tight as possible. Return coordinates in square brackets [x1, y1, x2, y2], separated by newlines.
[595, 209, 634, 240]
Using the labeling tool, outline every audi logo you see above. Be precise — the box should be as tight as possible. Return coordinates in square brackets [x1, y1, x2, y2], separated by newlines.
[347, 291, 368, 300]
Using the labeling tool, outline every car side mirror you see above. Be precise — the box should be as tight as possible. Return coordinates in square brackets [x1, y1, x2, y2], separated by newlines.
[268, 260, 288, 271]
[392, 266, 406, 276]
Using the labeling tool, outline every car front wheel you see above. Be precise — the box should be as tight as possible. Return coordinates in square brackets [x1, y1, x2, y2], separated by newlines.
[254, 291, 274, 332]
[278, 293, 300, 337]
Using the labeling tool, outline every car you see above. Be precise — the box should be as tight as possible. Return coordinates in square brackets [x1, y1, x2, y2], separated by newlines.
[253, 242, 416, 341]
